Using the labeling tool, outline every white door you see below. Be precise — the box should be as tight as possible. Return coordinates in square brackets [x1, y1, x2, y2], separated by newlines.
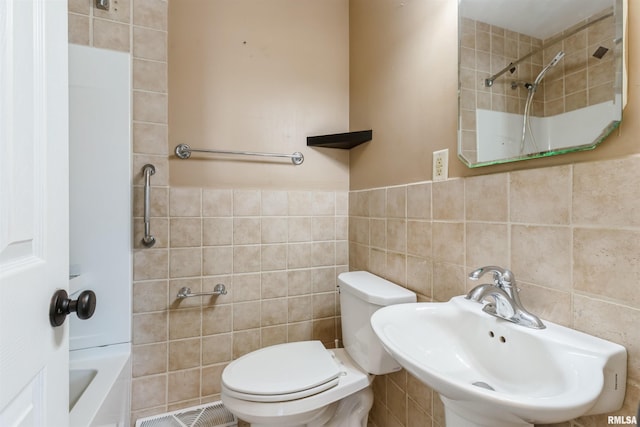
[0, 0, 69, 425]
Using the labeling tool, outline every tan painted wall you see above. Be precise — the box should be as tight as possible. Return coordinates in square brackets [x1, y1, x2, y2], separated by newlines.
[349, 0, 639, 190]
[168, 0, 350, 191]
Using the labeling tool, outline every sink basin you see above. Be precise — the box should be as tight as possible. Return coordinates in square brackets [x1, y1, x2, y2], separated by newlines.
[370, 296, 627, 427]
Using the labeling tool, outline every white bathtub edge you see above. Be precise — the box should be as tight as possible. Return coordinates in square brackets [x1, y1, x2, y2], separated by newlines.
[70, 342, 131, 427]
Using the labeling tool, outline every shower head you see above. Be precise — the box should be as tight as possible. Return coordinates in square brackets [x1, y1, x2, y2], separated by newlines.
[593, 46, 609, 59]
[532, 51, 565, 87]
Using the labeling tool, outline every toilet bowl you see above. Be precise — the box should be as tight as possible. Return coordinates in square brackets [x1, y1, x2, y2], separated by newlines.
[220, 271, 416, 427]
[222, 344, 372, 426]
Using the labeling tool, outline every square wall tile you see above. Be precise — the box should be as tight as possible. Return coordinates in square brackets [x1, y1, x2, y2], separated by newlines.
[313, 192, 336, 216]
[261, 191, 288, 216]
[233, 274, 261, 302]
[465, 222, 509, 269]
[510, 165, 571, 224]
[573, 157, 640, 227]
[169, 248, 201, 278]
[133, 123, 168, 155]
[133, 280, 168, 313]
[349, 191, 369, 217]
[203, 189, 232, 217]
[167, 368, 200, 403]
[133, 343, 167, 377]
[511, 225, 571, 291]
[288, 191, 314, 216]
[133, 312, 167, 344]
[133, 26, 167, 61]
[132, 375, 166, 411]
[432, 179, 464, 221]
[68, 13, 90, 45]
[169, 187, 201, 217]
[261, 217, 288, 244]
[134, 249, 168, 280]
[407, 183, 431, 219]
[574, 227, 640, 308]
[386, 187, 406, 218]
[465, 174, 507, 221]
[233, 218, 261, 245]
[202, 305, 232, 336]
[93, 18, 130, 52]
[203, 218, 233, 246]
[133, 0, 168, 30]
[133, 91, 168, 124]
[168, 338, 201, 371]
[232, 329, 261, 358]
[432, 222, 464, 264]
[170, 218, 202, 248]
[133, 59, 168, 93]
[202, 333, 232, 365]
[203, 246, 233, 275]
[233, 190, 261, 216]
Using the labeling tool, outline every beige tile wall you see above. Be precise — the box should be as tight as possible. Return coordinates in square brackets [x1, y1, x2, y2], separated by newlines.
[130, 188, 349, 421]
[460, 11, 615, 118]
[459, 18, 543, 118]
[351, 155, 640, 427]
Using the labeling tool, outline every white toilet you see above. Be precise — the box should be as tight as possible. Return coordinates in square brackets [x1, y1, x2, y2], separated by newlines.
[221, 271, 417, 427]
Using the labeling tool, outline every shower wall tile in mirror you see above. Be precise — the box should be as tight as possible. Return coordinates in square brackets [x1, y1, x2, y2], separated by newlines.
[459, 8, 616, 164]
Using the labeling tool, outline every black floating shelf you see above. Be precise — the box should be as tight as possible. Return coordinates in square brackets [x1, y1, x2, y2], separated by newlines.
[307, 129, 372, 149]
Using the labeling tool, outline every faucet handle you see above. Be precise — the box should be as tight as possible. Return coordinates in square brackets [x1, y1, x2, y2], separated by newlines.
[469, 266, 514, 288]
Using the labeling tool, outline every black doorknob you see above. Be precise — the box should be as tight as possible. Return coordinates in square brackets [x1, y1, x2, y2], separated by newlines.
[49, 289, 97, 327]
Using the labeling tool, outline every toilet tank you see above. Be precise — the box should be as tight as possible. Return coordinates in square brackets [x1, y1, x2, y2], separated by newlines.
[338, 271, 416, 375]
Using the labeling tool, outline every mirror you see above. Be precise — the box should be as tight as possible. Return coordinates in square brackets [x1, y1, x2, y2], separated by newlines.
[458, 0, 625, 167]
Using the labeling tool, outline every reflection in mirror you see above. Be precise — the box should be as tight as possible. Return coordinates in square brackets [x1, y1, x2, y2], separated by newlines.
[458, 0, 625, 167]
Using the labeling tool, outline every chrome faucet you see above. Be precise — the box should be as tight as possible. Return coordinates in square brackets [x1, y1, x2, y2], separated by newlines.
[465, 266, 545, 329]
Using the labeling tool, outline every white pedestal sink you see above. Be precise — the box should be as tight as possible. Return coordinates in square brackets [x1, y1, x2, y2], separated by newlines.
[370, 296, 627, 427]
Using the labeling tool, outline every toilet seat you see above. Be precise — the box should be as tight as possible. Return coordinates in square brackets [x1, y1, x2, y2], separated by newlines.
[222, 341, 342, 403]
[221, 348, 373, 426]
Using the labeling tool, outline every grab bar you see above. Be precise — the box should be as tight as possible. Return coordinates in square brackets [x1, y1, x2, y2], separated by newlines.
[141, 164, 156, 247]
[174, 143, 304, 165]
[177, 284, 227, 298]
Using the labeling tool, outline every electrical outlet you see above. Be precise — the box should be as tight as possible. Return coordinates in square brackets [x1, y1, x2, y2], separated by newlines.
[433, 149, 449, 182]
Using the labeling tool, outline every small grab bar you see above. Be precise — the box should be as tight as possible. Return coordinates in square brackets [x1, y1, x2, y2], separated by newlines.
[177, 284, 227, 298]
[141, 164, 156, 247]
[174, 143, 304, 165]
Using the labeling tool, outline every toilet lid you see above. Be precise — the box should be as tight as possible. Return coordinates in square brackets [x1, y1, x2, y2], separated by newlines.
[222, 341, 341, 402]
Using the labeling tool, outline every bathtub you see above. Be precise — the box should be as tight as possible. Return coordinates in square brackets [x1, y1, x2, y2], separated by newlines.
[69, 343, 131, 427]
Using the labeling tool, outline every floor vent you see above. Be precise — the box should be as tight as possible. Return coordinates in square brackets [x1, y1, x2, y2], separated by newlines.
[135, 401, 238, 427]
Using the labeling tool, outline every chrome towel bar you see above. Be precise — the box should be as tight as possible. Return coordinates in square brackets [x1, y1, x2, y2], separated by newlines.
[141, 164, 156, 247]
[177, 284, 227, 299]
[174, 143, 304, 165]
